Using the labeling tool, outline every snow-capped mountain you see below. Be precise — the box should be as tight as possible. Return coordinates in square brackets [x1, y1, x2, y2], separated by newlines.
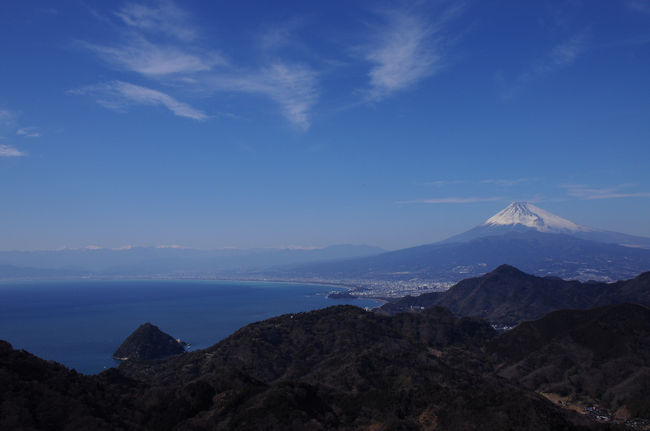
[270, 201, 650, 282]
[445, 202, 650, 248]
[483, 202, 590, 233]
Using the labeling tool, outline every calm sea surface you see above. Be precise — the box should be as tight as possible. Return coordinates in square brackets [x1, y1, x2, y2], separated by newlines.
[0, 279, 379, 374]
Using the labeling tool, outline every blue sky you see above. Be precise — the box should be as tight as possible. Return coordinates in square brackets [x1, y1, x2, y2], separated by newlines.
[1, 0, 650, 251]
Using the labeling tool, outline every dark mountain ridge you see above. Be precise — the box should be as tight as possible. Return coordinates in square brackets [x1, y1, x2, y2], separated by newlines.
[488, 303, 650, 419]
[2, 305, 604, 431]
[0, 340, 143, 430]
[380, 264, 650, 325]
[4, 265, 650, 429]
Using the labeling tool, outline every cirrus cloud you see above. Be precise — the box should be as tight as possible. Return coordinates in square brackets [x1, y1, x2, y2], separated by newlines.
[81, 37, 225, 76]
[205, 63, 318, 130]
[398, 196, 505, 204]
[71, 80, 208, 120]
[115, 0, 198, 41]
[563, 183, 650, 200]
[364, 4, 464, 101]
[0, 144, 26, 157]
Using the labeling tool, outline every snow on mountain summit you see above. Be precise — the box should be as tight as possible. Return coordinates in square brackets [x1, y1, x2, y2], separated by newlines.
[442, 201, 650, 248]
[484, 202, 590, 233]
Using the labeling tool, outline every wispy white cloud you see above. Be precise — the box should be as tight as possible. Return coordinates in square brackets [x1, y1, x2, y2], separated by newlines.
[548, 33, 587, 67]
[563, 183, 650, 200]
[155, 244, 188, 249]
[260, 27, 291, 52]
[581, 192, 650, 200]
[364, 5, 463, 101]
[398, 196, 505, 204]
[0, 108, 17, 128]
[502, 32, 588, 98]
[259, 17, 306, 52]
[0, 108, 39, 156]
[79, 1, 317, 128]
[16, 127, 40, 138]
[72, 81, 208, 120]
[0, 144, 26, 157]
[115, 1, 197, 41]
[81, 37, 225, 76]
[206, 63, 318, 130]
[480, 178, 529, 186]
[423, 178, 529, 187]
[82, 0, 225, 77]
[423, 180, 466, 187]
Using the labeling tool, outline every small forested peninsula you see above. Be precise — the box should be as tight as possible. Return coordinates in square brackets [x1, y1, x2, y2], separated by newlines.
[113, 322, 187, 361]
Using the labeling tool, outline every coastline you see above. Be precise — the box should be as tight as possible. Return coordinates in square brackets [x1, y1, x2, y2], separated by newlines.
[0, 276, 403, 305]
[1, 279, 382, 374]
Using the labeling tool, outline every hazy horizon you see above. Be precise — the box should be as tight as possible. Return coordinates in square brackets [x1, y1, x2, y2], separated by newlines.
[3, 199, 650, 253]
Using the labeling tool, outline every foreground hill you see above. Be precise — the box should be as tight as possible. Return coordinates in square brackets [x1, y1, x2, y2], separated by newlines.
[0, 340, 142, 430]
[488, 303, 650, 419]
[2, 306, 605, 431]
[379, 265, 650, 325]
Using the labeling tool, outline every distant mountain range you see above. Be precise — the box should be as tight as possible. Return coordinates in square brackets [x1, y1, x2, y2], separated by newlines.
[379, 264, 650, 325]
[3, 202, 649, 283]
[0, 244, 384, 279]
[275, 202, 650, 282]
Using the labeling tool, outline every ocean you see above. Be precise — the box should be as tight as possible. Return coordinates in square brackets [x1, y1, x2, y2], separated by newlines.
[0, 279, 379, 374]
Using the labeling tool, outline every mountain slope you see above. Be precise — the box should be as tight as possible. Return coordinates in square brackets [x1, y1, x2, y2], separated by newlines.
[117, 306, 586, 430]
[276, 203, 650, 283]
[485, 202, 589, 233]
[2, 306, 599, 430]
[280, 231, 650, 282]
[0, 340, 143, 430]
[488, 303, 650, 418]
[379, 265, 650, 325]
[444, 202, 650, 248]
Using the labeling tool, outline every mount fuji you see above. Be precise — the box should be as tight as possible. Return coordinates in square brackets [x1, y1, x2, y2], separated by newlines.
[484, 202, 588, 233]
[277, 202, 650, 282]
[444, 202, 650, 248]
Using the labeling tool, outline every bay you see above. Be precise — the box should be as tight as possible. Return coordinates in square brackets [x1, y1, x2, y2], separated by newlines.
[0, 279, 379, 374]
